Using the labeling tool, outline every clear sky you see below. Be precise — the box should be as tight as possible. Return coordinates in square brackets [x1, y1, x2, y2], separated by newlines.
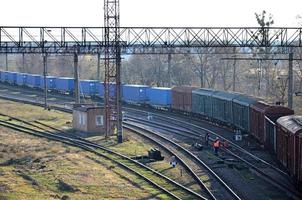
[0, 0, 301, 27]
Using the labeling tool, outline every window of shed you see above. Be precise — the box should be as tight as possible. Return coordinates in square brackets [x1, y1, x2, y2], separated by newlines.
[96, 115, 104, 126]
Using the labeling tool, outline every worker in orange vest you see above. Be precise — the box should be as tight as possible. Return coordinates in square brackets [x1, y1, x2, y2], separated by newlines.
[213, 137, 220, 155]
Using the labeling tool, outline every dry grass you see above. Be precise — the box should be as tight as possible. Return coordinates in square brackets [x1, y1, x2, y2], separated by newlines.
[91, 131, 201, 194]
[0, 127, 164, 200]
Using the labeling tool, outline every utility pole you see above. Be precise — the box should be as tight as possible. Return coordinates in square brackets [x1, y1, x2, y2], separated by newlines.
[97, 53, 101, 80]
[167, 52, 172, 87]
[74, 52, 80, 104]
[43, 54, 48, 109]
[22, 53, 25, 72]
[288, 52, 293, 109]
[5, 53, 8, 71]
[104, 0, 122, 142]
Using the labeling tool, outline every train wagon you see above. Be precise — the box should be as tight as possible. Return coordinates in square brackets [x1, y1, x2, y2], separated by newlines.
[16, 73, 27, 86]
[192, 88, 216, 118]
[95, 82, 104, 98]
[211, 91, 239, 125]
[122, 85, 149, 104]
[41, 76, 56, 90]
[276, 115, 302, 185]
[96, 82, 118, 98]
[55, 77, 74, 94]
[251, 101, 294, 145]
[172, 86, 195, 113]
[7, 71, 18, 85]
[26, 74, 42, 88]
[80, 80, 99, 96]
[232, 94, 257, 133]
[147, 87, 171, 108]
[0, 71, 8, 82]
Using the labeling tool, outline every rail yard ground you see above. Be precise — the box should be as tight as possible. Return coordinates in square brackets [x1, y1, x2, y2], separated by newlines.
[0, 99, 198, 199]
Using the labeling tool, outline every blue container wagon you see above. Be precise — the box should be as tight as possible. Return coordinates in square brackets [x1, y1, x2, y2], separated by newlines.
[147, 87, 171, 108]
[41, 76, 57, 90]
[122, 84, 149, 104]
[80, 80, 99, 96]
[7, 71, 18, 85]
[26, 74, 42, 88]
[55, 77, 75, 94]
[16, 73, 27, 86]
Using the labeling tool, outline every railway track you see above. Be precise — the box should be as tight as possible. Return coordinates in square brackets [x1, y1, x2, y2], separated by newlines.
[124, 121, 241, 200]
[0, 86, 301, 199]
[122, 109, 302, 199]
[0, 113, 206, 200]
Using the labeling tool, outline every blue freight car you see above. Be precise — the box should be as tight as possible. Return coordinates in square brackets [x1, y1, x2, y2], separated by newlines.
[16, 73, 27, 86]
[147, 87, 171, 108]
[122, 85, 149, 104]
[7, 71, 18, 85]
[55, 77, 74, 93]
[0, 71, 5, 82]
[0, 71, 8, 82]
[95, 82, 104, 98]
[96, 82, 118, 98]
[232, 94, 257, 132]
[26, 74, 42, 88]
[41, 76, 56, 90]
[80, 80, 99, 96]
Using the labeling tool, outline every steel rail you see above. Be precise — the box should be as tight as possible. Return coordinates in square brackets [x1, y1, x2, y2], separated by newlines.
[0, 114, 205, 200]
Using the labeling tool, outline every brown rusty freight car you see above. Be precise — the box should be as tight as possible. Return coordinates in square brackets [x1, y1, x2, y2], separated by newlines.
[171, 86, 196, 113]
[250, 102, 294, 146]
[277, 115, 302, 185]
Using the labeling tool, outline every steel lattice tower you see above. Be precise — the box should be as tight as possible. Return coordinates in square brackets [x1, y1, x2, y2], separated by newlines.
[104, 0, 122, 142]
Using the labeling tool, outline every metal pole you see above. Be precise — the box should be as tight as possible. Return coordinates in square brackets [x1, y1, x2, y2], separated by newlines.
[288, 52, 293, 109]
[168, 52, 172, 87]
[43, 54, 48, 109]
[74, 53, 80, 104]
[116, 46, 123, 143]
[97, 53, 101, 80]
[22, 53, 25, 72]
[5, 53, 8, 71]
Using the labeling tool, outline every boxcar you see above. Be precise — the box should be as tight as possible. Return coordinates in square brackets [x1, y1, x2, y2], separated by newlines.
[96, 82, 118, 98]
[26, 74, 42, 88]
[122, 85, 149, 104]
[172, 86, 195, 113]
[232, 94, 257, 132]
[0, 71, 5, 82]
[95, 82, 104, 98]
[80, 80, 99, 96]
[212, 91, 239, 124]
[276, 115, 302, 185]
[16, 73, 27, 86]
[147, 87, 171, 108]
[55, 77, 74, 93]
[192, 88, 216, 118]
[41, 76, 56, 90]
[251, 101, 294, 147]
[7, 71, 17, 85]
[0, 71, 8, 82]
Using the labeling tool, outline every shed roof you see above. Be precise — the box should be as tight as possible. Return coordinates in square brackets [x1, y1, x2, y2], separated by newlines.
[277, 115, 302, 135]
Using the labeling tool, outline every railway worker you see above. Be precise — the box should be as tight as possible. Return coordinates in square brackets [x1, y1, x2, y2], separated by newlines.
[204, 132, 209, 146]
[170, 156, 177, 168]
[213, 137, 220, 155]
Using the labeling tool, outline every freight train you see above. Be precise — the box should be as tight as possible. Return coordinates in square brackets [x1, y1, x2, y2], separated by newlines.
[0, 70, 301, 186]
